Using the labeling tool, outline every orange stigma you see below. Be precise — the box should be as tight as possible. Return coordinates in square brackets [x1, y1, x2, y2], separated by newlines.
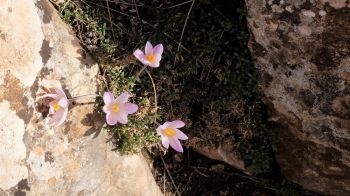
[146, 54, 155, 62]
[53, 103, 60, 111]
[112, 104, 119, 112]
[164, 128, 176, 137]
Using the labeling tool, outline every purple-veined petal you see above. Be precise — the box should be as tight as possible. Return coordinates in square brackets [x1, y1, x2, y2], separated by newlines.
[169, 137, 184, 152]
[58, 97, 69, 108]
[55, 88, 67, 98]
[161, 136, 170, 149]
[115, 112, 128, 124]
[121, 103, 138, 114]
[174, 128, 188, 140]
[48, 108, 65, 126]
[163, 122, 171, 128]
[133, 49, 145, 61]
[56, 108, 68, 126]
[106, 113, 118, 126]
[145, 41, 153, 55]
[155, 54, 162, 63]
[153, 44, 163, 56]
[156, 125, 165, 136]
[115, 92, 129, 104]
[103, 91, 114, 104]
[49, 100, 57, 114]
[169, 120, 185, 128]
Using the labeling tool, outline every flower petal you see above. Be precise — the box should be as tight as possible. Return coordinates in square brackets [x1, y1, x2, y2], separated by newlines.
[58, 97, 69, 108]
[161, 136, 169, 149]
[148, 61, 160, 68]
[56, 108, 68, 126]
[133, 49, 145, 61]
[145, 41, 153, 55]
[48, 108, 65, 126]
[103, 104, 112, 113]
[153, 44, 163, 57]
[115, 92, 129, 104]
[49, 100, 57, 114]
[106, 113, 118, 126]
[169, 137, 184, 152]
[55, 88, 67, 98]
[169, 120, 185, 128]
[103, 91, 114, 104]
[162, 122, 171, 128]
[175, 129, 188, 140]
[49, 107, 55, 115]
[121, 103, 138, 114]
[156, 125, 165, 136]
[115, 112, 128, 124]
[139, 59, 151, 66]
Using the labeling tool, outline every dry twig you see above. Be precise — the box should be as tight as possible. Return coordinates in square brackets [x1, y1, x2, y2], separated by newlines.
[173, 0, 196, 67]
[159, 147, 181, 196]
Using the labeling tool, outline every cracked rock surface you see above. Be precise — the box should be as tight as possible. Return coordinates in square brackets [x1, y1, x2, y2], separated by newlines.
[0, 0, 162, 195]
[246, 0, 350, 195]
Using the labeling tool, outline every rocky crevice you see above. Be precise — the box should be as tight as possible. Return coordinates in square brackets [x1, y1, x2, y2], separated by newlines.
[246, 0, 350, 195]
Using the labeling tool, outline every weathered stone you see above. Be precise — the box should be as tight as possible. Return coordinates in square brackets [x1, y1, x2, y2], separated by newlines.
[194, 145, 248, 174]
[0, 0, 162, 195]
[246, 0, 350, 195]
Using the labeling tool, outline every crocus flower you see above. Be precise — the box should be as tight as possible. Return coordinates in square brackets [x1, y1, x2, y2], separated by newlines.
[156, 120, 188, 152]
[103, 91, 138, 126]
[37, 88, 69, 126]
[133, 41, 163, 68]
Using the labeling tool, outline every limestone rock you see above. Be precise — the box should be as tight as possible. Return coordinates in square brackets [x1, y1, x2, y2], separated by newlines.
[0, 0, 162, 195]
[246, 0, 350, 195]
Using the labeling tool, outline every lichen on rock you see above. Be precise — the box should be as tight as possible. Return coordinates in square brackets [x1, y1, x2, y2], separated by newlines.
[246, 0, 350, 194]
[0, 0, 162, 195]
[0, 101, 28, 190]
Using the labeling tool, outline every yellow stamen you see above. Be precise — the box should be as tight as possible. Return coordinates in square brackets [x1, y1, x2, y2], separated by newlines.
[112, 104, 119, 113]
[53, 103, 60, 111]
[146, 54, 155, 62]
[164, 128, 176, 137]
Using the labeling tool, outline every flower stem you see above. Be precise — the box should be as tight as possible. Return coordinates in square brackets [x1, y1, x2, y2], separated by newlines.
[135, 65, 148, 81]
[144, 68, 158, 124]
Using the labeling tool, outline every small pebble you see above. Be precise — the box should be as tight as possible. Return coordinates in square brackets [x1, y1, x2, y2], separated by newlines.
[319, 10, 327, 16]
[298, 25, 312, 36]
[173, 153, 184, 162]
[210, 164, 225, 172]
[302, 10, 316, 17]
[285, 5, 293, 13]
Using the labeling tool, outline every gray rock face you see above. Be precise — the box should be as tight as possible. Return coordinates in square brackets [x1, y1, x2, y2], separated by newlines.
[246, 0, 350, 195]
[0, 0, 162, 195]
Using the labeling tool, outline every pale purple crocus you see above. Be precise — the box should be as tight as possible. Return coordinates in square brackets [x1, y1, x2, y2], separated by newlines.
[156, 120, 188, 152]
[37, 88, 69, 126]
[103, 91, 138, 126]
[133, 41, 164, 68]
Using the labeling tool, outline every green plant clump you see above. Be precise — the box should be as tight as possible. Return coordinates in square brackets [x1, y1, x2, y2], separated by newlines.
[58, 1, 163, 154]
[57, 0, 274, 170]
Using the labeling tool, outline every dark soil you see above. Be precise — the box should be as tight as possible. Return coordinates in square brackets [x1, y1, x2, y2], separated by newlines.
[53, 0, 321, 195]
[144, 148, 276, 196]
